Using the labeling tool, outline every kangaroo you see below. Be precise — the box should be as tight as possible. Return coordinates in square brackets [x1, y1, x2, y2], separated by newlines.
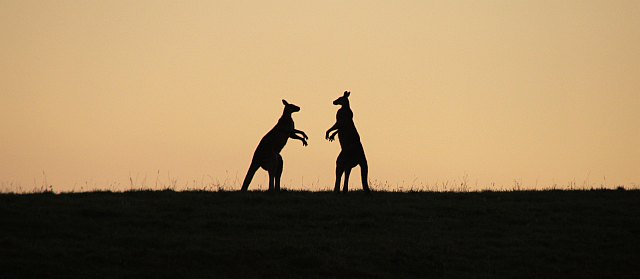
[241, 100, 308, 192]
[325, 91, 370, 193]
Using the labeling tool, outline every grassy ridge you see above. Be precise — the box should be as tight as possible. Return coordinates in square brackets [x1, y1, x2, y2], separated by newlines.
[1, 190, 639, 278]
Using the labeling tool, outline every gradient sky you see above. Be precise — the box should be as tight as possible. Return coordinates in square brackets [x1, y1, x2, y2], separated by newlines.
[1, 0, 639, 192]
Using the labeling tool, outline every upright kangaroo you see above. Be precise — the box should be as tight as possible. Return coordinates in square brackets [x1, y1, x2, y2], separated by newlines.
[325, 91, 370, 192]
[241, 100, 308, 192]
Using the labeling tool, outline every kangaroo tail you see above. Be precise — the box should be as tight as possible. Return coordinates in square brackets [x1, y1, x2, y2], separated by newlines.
[241, 161, 260, 191]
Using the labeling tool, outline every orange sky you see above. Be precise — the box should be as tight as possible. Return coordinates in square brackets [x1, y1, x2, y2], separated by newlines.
[1, 0, 639, 192]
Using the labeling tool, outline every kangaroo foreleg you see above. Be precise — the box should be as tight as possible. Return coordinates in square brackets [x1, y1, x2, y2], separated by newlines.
[293, 129, 308, 140]
[290, 133, 308, 146]
[328, 130, 338, 142]
[325, 123, 339, 140]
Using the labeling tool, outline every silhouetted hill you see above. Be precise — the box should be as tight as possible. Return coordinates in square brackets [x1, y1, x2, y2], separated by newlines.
[1, 190, 639, 278]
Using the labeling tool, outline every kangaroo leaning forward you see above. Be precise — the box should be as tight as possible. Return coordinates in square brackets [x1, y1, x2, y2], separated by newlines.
[241, 100, 308, 192]
[326, 91, 371, 193]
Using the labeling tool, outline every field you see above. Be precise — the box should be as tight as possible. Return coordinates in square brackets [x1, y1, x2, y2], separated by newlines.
[1, 190, 639, 278]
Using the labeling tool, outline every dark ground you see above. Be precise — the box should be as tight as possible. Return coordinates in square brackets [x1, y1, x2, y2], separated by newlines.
[1, 190, 639, 278]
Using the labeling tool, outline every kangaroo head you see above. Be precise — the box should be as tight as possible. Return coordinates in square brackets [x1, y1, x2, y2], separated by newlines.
[282, 99, 301, 113]
[333, 91, 350, 106]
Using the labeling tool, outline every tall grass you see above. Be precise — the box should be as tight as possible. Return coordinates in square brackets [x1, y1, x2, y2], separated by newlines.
[1, 169, 637, 194]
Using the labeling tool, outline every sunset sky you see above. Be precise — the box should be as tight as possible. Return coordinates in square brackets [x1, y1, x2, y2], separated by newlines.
[1, 0, 638, 192]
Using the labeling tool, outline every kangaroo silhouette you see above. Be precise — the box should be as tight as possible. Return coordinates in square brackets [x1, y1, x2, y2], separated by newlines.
[325, 91, 371, 192]
[241, 99, 308, 192]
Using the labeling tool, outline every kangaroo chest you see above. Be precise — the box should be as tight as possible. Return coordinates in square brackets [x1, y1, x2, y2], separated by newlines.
[336, 107, 360, 146]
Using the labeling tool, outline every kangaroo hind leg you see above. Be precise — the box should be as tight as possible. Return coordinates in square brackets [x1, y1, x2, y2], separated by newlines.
[360, 158, 370, 192]
[334, 166, 344, 193]
[274, 154, 283, 192]
[335, 152, 347, 192]
[343, 167, 352, 193]
[259, 153, 278, 192]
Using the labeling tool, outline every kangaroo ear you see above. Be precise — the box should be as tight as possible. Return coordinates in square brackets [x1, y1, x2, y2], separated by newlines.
[282, 99, 289, 105]
[344, 91, 351, 97]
